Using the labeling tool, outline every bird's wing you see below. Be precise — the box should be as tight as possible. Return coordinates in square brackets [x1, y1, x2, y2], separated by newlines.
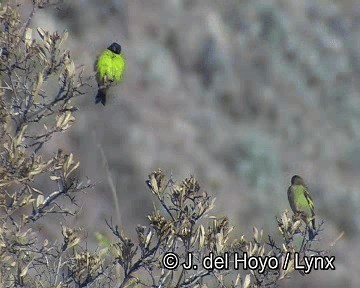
[303, 187, 315, 216]
[96, 51, 114, 86]
[112, 55, 126, 82]
[287, 186, 297, 213]
[303, 186, 316, 230]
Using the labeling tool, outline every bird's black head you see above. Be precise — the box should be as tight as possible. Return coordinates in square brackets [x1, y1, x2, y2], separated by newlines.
[107, 42, 121, 54]
[291, 175, 304, 185]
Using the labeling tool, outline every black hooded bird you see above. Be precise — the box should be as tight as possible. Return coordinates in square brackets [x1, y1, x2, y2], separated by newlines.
[95, 42, 125, 105]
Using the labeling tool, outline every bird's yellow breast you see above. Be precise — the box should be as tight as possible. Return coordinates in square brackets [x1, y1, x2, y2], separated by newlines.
[96, 50, 125, 83]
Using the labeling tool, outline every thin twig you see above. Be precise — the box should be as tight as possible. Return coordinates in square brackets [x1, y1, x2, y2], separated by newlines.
[93, 130, 122, 227]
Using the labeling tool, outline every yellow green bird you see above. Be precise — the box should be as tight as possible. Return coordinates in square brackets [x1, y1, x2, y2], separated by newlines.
[287, 175, 316, 240]
[95, 42, 125, 105]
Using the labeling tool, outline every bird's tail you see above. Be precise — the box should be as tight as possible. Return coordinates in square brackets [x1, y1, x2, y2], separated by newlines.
[308, 218, 316, 240]
[95, 88, 106, 106]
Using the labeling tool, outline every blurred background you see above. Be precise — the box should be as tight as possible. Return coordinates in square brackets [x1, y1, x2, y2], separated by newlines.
[24, 0, 360, 286]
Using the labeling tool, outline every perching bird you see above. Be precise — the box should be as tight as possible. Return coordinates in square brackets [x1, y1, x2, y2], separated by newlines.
[95, 42, 125, 106]
[287, 175, 316, 240]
